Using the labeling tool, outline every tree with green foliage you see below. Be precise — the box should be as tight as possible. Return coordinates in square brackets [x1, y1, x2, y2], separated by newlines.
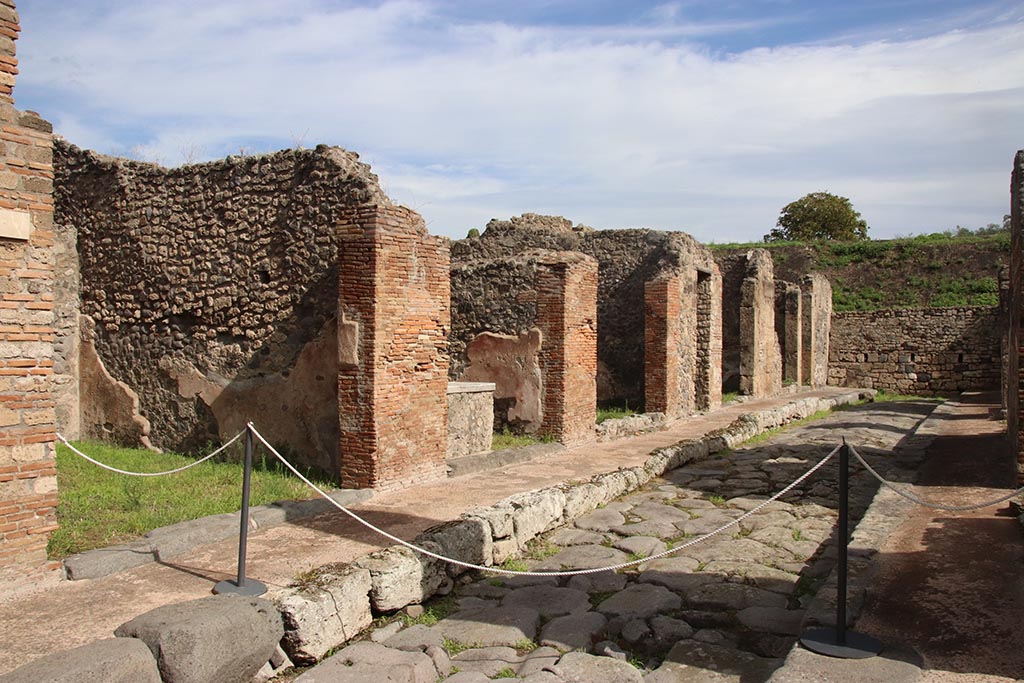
[764, 191, 869, 242]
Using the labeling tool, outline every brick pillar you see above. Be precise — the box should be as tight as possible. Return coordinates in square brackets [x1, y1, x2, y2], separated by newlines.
[801, 273, 832, 387]
[0, 0, 60, 588]
[645, 272, 686, 418]
[536, 252, 596, 444]
[777, 283, 803, 385]
[1009, 150, 1024, 486]
[739, 250, 782, 397]
[337, 205, 449, 490]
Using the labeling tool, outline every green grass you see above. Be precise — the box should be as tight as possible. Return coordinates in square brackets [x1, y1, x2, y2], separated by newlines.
[49, 440, 334, 558]
[740, 408, 836, 447]
[492, 428, 550, 450]
[596, 406, 637, 424]
[721, 392, 739, 404]
[399, 595, 457, 627]
[871, 391, 944, 403]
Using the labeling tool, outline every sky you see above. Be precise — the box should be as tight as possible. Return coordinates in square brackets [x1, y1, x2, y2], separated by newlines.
[13, 0, 1024, 242]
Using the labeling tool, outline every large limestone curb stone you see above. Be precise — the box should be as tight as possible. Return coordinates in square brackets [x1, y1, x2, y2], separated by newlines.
[0, 638, 161, 683]
[273, 565, 373, 665]
[293, 642, 439, 683]
[353, 544, 446, 611]
[113, 595, 282, 683]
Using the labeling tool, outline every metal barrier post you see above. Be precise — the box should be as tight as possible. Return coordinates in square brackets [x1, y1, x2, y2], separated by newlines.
[800, 439, 882, 658]
[213, 424, 267, 596]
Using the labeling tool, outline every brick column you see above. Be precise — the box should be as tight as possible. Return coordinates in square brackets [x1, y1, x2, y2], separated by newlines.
[536, 252, 597, 444]
[697, 269, 722, 411]
[801, 273, 832, 387]
[645, 271, 690, 418]
[337, 205, 449, 490]
[0, 0, 60, 588]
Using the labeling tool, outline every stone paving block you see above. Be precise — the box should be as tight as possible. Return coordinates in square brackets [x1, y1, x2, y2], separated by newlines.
[383, 624, 445, 652]
[737, 606, 804, 635]
[547, 528, 607, 546]
[114, 595, 282, 683]
[451, 646, 523, 677]
[0, 638, 161, 683]
[644, 640, 781, 683]
[566, 572, 627, 594]
[502, 585, 591, 618]
[573, 508, 624, 531]
[145, 513, 239, 561]
[532, 544, 630, 571]
[433, 605, 540, 647]
[540, 611, 608, 652]
[684, 582, 788, 611]
[613, 535, 666, 558]
[595, 583, 681, 619]
[62, 540, 156, 580]
[518, 647, 561, 677]
[552, 651, 644, 683]
[293, 642, 438, 683]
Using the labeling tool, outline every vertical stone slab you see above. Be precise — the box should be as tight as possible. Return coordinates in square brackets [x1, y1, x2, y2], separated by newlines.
[1008, 150, 1024, 486]
[536, 252, 597, 444]
[0, 0, 60, 589]
[698, 268, 722, 411]
[337, 205, 449, 490]
[776, 282, 803, 386]
[739, 250, 782, 397]
[801, 273, 832, 387]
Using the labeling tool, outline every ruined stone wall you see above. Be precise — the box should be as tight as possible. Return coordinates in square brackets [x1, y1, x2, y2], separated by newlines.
[1006, 150, 1024, 485]
[54, 142, 388, 473]
[452, 214, 717, 408]
[739, 250, 783, 397]
[716, 253, 748, 393]
[0, 0, 60, 587]
[829, 307, 1001, 394]
[337, 206, 449, 490]
[447, 383, 494, 459]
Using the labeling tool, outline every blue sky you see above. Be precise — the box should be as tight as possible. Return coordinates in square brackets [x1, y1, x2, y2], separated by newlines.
[14, 0, 1024, 241]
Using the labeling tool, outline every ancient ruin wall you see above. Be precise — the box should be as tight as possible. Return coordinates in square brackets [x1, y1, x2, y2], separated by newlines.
[1005, 150, 1024, 485]
[54, 142, 388, 472]
[775, 282, 802, 385]
[716, 253, 748, 393]
[452, 214, 718, 408]
[0, 0, 60, 586]
[829, 306, 1001, 394]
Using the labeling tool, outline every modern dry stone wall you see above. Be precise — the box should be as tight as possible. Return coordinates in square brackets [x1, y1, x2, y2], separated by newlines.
[0, 0, 60, 588]
[829, 306, 1001, 394]
[452, 214, 720, 411]
[54, 142, 389, 473]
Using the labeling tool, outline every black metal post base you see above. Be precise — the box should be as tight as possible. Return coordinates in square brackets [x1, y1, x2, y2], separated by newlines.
[801, 627, 883, 659]
[213, 578, 267, 597]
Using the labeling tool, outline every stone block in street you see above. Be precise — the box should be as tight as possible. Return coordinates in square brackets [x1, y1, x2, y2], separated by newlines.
[0, 638, 160, 683]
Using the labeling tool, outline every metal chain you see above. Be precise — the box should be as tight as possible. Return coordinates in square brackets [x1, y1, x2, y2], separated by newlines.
[56, 430, 245, 477]
[253, 423, 840, 577]
[849, 444, 1024, 512]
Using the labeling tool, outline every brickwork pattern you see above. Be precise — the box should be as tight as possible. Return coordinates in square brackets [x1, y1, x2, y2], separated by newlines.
[829, 306, 1001, 394]
[697, 270, 723, 410]
[0, 0, 59, 586]
[739, 250, 782, 397]
[536, 252, 597, 444]
[1006, 150, 1024, 485]
[337, 205, 449, 490]
[801, 273, 832, 387]
[55, 142, 387, 465]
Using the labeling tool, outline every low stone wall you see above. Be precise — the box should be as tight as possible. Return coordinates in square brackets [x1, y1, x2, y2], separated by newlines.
[829, 307, 1001, 393]
[447, 382, 495, 459]
[594, 412, 667, 442]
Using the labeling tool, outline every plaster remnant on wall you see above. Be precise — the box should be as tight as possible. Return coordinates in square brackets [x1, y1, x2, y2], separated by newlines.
[462, 329, 543, 431]
[79, 315, 155, 451]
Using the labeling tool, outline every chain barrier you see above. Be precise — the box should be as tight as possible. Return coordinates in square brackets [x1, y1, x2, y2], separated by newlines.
[56, 430, 245, 477]
[252, 424, 840, 577]
[849, 444, 1024, 512]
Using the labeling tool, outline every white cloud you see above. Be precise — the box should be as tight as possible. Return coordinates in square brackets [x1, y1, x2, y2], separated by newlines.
[15, 1, 1024, 241]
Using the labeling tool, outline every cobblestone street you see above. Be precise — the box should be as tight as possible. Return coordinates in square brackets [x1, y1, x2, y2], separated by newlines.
[292, 399, 935, 682]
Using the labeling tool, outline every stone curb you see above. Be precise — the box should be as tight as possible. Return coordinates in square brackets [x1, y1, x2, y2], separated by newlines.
[765, 397, 949, 683]
[271, 388, 872, 666]
[62, 489, 374, 581]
